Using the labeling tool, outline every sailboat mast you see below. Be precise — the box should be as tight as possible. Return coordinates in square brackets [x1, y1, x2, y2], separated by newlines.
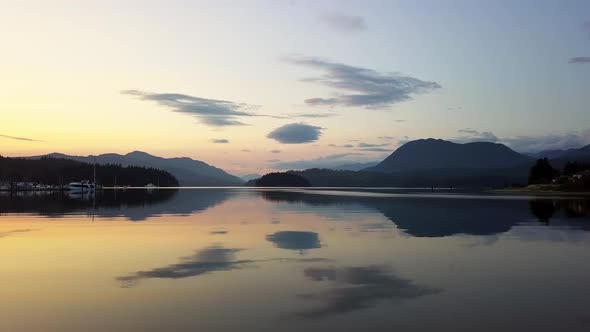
[93, 158, 97, 186]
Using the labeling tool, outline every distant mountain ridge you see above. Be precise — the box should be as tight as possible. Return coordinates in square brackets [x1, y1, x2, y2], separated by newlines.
[366, 138, 534, 173]
[29, 151, 244, 186]
[529, 144, 590, 160]
[330, 161, 379, 171]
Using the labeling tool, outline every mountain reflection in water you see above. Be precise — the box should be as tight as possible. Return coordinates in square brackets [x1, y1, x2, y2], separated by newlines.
[1, 188, 589, 236]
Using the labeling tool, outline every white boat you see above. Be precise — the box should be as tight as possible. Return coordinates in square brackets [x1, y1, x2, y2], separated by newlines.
[67, 180, 95, 192]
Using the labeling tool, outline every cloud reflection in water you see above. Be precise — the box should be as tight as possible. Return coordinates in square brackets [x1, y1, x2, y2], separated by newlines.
[296, 265, 440, 319]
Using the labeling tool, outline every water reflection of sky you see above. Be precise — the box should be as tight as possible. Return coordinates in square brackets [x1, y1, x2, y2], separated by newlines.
[0, 189, 590, 332]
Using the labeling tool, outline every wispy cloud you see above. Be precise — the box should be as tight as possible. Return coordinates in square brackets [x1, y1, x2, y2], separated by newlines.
[450, 128, 590, 152]
[285, 55, 441, 109]
[0, 229, 36, 238]
[271, 150, 281, 154]
[0, 134, 44, 142]
[322, 14, 367, 32]
[453, 128, 499, 143]
[267, 123, 323, 144]
[328, 144, 354, 148]
[211, 139, 230, 144]
[117, 245, 332, 288]
[287, 112, 338, 118]
[357, 142, 390, 148]
[122, 90, 260, 127]
[357, 147, 391, 152]
[568, 57, 590, 64]
[295, 265, 440, 319]
[116, 246, 252, 287]
[502, 129, 590, 152]
[567, 22, 590, 64]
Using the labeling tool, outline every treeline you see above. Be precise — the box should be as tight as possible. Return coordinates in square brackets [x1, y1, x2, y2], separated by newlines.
[252, 172, 311, 187]
[0, 156, 179, 186]
[529, 158, 590, 190]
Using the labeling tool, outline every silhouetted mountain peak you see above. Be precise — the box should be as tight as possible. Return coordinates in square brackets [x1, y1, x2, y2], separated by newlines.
[368, 138, 533, 173]
[126, 151, 153, 158]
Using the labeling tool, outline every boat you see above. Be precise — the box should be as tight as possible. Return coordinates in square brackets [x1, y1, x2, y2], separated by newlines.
[67, 180, 95, 192]
[67, 159, 100, 193]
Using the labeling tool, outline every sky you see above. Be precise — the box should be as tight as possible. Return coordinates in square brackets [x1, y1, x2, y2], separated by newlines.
[1, 0, 590, 175]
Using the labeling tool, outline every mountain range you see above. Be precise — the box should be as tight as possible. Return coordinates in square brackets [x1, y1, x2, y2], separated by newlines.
[25, 139, 590, 188]
[266, 139, 590, 188]
[29, 151, 244, 186]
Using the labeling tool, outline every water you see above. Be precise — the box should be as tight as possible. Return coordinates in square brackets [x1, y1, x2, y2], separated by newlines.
[1, 188, 590, 332]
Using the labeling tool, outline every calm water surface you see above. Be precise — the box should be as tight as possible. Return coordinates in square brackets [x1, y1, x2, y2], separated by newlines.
[1, 188, 590, 332]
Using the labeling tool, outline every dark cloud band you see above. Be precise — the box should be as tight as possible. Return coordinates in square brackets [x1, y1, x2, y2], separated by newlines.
[285, 55, 441, 109]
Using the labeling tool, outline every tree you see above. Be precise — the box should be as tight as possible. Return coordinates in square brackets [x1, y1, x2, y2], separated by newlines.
[255, 172, 311, 187]
[528, 158, 559, 184]
[563, 161, 590, 176]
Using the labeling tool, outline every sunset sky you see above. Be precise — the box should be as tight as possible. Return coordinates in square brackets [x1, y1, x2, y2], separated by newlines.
[2, 0, 590, 175]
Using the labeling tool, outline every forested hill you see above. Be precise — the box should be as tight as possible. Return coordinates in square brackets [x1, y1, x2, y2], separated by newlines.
[0, 156, 178, 186]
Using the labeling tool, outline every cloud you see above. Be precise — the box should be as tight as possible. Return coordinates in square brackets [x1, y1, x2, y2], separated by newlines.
[285, 55, 441, 109]
[0, 134, 44, 142]
[357, 142, 389, 148]
[450, 128, 590, 153]
[241, 149, 251, 152]
[502, 129, 590, 152]
[322, 14, 367, 32]
[116, 245, 253, 287]
[287, 112, 338, 118]
[267, 123, 323, 144]
[267, 159, 281, 163]
[328, 143, 354, 148]
[452, 128, 499, 143]
[295, 265, 440, 319]
[211, 139, 229, 144]
[569, 57, 590, 64]
[266, 231, 321, 251]
[122, 90, 260, 127]
[0, 229, 36, 238]
[270, 152, 369, 170]
[378, 136, 395, 140]
[117, 245, 332, 287]
[271, 150, 281, 154]
[356, 142, 393, 152]
[357, 147, 392, 152]
[210, 229, 228, 235]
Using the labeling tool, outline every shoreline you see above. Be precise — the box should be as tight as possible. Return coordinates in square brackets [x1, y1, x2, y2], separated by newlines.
[489, 188, 590, 196]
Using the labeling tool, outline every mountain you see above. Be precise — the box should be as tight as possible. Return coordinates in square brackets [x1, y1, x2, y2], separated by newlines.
[240, 173, 262, 182]
[528, 149, 567, 159]
[330, 161, 379, 171]
[283, 168, 528, 188]
[30, 151, 243, 186]
[529, 144, 590, 161]
[555, 144, 590, 160]
[546, 144, 590, 170]
[367, 139, 534, 173]
[0, 156, 178, 186]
